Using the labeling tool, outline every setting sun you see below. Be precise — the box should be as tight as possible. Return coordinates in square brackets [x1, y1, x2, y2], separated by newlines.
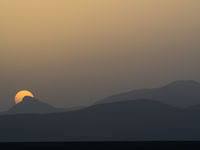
[15, 90, 34, 104]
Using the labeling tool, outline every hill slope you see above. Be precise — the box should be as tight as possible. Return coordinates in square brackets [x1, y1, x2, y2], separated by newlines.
[0, 99, 199, 141]
[0, 96, 75, 115]
[97, 80, 200, 107]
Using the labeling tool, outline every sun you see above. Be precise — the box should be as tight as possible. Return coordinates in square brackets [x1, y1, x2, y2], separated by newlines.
[15, 90, 34, 104]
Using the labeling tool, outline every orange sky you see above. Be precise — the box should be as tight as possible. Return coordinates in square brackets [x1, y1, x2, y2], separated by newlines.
[0, 0, 200, 110]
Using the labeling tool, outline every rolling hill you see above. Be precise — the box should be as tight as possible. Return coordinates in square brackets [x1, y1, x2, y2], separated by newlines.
[0, 99, 199, 141]
[0, 96, 83, 115]
[97, 80, 200, 107]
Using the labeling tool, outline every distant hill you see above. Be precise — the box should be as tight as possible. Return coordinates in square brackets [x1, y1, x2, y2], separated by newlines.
[0, 99, 200, 141]
[97, 80, 200, 107]
[0, 96, 83, 115]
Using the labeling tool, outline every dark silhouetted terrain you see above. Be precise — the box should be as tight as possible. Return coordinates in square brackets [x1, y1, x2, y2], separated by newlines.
[97, 80, 200, 107]
[1, 81, 200, 141]
[0, 99, 200, 141]
[0, 96, 83, 115]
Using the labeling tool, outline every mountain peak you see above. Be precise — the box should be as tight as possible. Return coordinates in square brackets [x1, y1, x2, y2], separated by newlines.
[98, 80, 200, 107]
[8, 97, 59, 114]
[163, 80, 200, 89]
[20, 96, 38, 103]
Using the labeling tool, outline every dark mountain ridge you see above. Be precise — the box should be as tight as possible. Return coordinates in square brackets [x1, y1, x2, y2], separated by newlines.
[0, 96, 83, 115]
[0, 80, 200, 141]
[9, 96, 58, 113]
[0, 99, 199, 142]
[97, 80, 200, 107]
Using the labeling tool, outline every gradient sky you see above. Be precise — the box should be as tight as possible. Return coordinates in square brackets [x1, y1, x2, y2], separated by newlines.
[0, 0, 200, 110]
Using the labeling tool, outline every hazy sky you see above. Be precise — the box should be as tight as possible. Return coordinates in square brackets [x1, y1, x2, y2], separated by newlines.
[0, 0, 200, 110]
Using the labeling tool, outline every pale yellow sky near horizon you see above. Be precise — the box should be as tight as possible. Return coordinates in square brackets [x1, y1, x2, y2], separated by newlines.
[0, 0, 200, 110]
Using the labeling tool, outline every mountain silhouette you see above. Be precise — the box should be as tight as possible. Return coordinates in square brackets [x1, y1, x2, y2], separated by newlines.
[1, 80, 200, 141]
[0, 99, 200, 141]
[8, 96, 60, 114]
[97, 80, 200, 107]
[0, 96, 83, 115]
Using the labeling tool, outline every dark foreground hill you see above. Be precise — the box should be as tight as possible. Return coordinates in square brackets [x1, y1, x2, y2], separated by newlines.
[0, 99, 200, 142]
[97, 80, 200, 107]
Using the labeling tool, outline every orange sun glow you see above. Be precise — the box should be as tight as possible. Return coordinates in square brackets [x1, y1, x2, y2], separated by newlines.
[15, 90, 34, 104]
